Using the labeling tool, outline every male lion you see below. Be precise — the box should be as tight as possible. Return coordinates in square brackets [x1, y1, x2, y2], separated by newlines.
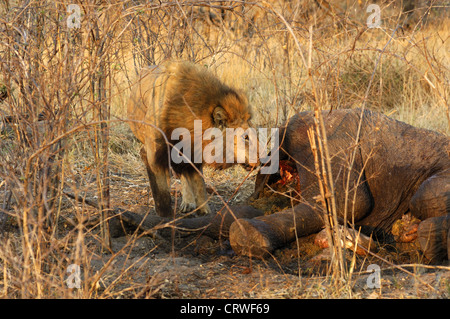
[127, 61, 256, 218]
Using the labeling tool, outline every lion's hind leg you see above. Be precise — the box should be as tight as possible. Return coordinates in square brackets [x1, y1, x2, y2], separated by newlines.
[140, 145, 173, 218]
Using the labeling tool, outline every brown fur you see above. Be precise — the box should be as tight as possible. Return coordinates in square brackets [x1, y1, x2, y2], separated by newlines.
[127, 61, 254, 218]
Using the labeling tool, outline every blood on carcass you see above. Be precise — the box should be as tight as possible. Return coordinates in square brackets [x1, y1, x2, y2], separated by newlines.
[276, 160, 301, 194]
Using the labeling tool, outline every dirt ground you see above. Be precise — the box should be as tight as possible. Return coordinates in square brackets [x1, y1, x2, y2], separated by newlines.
[70, 165, 450, 299]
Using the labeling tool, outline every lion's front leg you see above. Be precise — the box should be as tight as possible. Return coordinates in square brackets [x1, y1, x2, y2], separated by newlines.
[180, 173, 196, 213]
[180, 168, 211, 216]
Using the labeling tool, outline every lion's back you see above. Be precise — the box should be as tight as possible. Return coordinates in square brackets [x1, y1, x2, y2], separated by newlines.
[127, 65, 170, 144]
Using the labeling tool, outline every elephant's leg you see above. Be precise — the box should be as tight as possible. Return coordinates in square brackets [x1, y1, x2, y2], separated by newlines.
[410, 170, 450, 262]
[229, 203, 325, 257]
[230, 167, 373, 257]
[410, 170, 450, 220]
[416, 215, 450, 263]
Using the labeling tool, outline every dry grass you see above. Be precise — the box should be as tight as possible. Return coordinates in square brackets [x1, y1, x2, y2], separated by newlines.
[0, 0, 449, 299]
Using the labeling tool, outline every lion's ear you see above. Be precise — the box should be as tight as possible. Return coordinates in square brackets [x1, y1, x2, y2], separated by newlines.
[213, 106, 228, 129]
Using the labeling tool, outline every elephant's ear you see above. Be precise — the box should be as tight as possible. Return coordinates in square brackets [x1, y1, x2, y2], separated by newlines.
[213, 106, 228, 130]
